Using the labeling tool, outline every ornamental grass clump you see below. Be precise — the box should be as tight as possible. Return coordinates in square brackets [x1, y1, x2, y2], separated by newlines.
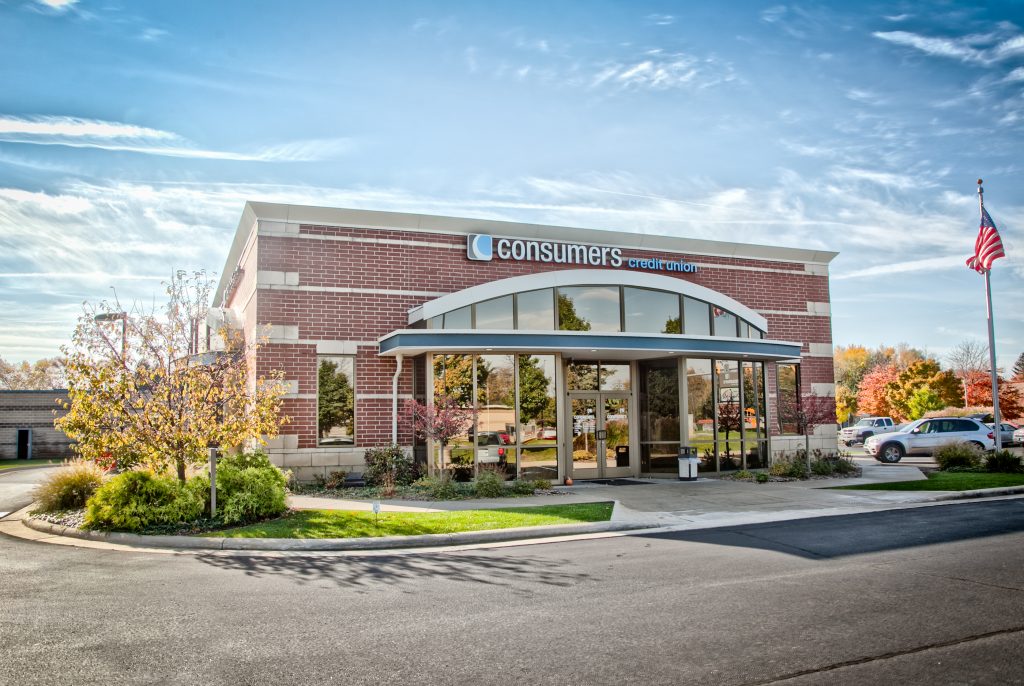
[935, 442, 983, 472]
[33, 460, 105, 513]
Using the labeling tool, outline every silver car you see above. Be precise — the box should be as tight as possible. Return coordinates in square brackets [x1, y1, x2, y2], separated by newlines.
[864, 417, 995, 463]
[987, 422, 1019, 447]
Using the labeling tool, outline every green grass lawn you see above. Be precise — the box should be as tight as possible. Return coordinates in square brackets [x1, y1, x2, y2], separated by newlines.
[836, 472, 1024, 491]
[0, 459, 62, 471]
[209, 502, 614, 539]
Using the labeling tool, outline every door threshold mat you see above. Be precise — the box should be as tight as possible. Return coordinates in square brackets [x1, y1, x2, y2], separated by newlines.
[575, 479, 655, 486]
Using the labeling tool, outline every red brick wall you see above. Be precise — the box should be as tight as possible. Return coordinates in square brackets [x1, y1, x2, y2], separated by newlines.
[244, 223, 833, 450]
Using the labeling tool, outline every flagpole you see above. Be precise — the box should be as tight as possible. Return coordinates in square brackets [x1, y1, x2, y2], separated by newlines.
[978, 179, 1002, 449]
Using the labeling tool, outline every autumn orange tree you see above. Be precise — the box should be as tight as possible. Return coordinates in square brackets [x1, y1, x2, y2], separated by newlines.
[885, 360, 963, 421]
[56, 271, 288, 482]
[964, 371, 1024, 419]
[855, 364, 901, 419]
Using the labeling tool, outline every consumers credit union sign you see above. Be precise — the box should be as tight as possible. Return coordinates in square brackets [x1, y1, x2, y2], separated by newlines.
[467, 234, 698, 273]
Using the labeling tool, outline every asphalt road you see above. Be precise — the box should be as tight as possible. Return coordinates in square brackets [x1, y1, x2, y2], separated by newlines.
[2, 495, 1024, 685]
[0, 467, 51, 517]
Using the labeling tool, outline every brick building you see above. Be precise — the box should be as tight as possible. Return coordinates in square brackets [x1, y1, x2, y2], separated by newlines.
[213, 203, 838, 482]
[0, 390, 72, 460]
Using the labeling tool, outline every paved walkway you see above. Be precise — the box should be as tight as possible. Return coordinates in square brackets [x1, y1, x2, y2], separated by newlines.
[288, 461, 941, 530]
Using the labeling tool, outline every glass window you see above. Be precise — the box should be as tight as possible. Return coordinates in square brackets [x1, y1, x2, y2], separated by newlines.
[777, 363, 800, 435]
[623, 288, 681, 334]
[433, 354, 474, 476]
[427, 315, 442, 329]
[639, 359, 680, 475]
[687, 359, 715, 472]
[713, 308, 738, 337]
[567, 362, 599, 391]
[474, 295, 514, 330]
[476, 354, 516, 477]
[318, 356, 355, 446]
[518, 354, 558, 480]
[683, 297, 711, 336]
[443, 306, 471, 329]
[600, 363, 631, 391]
[516, 289, 554, 330]
[716, 360, 741, 471]
[558, 286, 620, 332]
[743, 362, 767, 469]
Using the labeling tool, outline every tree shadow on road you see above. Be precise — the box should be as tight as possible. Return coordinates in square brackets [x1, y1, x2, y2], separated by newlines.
[639, 500, 1024, 560]
[193, 549, 589, 589]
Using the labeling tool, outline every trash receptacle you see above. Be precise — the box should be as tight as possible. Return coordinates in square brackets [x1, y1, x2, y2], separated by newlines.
[678, 447, 699, 481]
[615, 445, 630, 467]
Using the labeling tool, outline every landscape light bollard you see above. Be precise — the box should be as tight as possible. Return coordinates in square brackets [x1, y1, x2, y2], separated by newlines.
[209, 446, 218, 518]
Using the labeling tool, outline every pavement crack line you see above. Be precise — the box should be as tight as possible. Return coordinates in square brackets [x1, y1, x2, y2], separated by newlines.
[744, 625, 1024, 685]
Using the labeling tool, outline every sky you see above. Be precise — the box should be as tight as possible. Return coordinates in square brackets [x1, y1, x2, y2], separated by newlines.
[0, 0, 1022, 371]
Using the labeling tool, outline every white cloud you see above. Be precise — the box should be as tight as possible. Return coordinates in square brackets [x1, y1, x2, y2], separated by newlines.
[1004, 67, 1024, 82]
[646, 14, 675, 26]
[139, 28, 169, 42]
[35, 0, 78, 10]
[0, 116, 175, 140]
[589, 53, 734, 91]
[873, 29, 1024, 66]
[833, 255, 968, 280]
[0, 115, 353, 162]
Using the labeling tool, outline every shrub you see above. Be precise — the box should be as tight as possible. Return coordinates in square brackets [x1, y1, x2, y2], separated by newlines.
[985, 449, 1023, 474]
[832, 457, 857, 475]
[510, 479, 537, 495]
[189, 461, 289, 525]
[85, 471, 203, 531]
[935, 442, 983, 471]
[363, 445, 417, 488]
[33, 460, 105, 513]
[755, 472, 770, 484]
[531, 478, 553, 491]
[474, 467, 507, 498]
[218, 448, 276, 471]
[769, 454, 809, 479]
[413, 474, 465, 500]
[324, 469, 349, 489]
[734, 469, 753, 480]
[810, 459, 835, 476]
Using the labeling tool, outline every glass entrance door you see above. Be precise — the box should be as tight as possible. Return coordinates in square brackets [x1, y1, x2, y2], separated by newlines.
[569, 393, 631, 479]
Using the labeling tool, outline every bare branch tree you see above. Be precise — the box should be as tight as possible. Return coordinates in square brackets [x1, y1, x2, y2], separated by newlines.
[947, 339, 989, 406]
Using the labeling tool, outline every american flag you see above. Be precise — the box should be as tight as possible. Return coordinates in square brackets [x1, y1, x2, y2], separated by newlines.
[966, 207, 1005, 273]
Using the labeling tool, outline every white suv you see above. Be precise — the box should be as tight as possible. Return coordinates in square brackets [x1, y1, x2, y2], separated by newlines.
[864, 417, 995, 463]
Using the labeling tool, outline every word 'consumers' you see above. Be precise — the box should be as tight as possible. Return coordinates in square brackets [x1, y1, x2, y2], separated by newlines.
[495, 238, 623, 266]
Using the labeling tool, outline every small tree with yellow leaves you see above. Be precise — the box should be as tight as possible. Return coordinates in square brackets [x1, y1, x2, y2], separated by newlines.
[56, 271, 288, 482]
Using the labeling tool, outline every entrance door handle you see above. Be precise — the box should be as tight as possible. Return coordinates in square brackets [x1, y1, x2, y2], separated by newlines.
[596, 429, 607, 440]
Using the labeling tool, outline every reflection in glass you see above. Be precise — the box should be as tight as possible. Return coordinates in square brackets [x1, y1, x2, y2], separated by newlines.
[518, 354, 558, 480]
[474, 295, 514, 330]
[683, 297, 711, 336]
[713, 308, 738, 337]
[443, 306, 471, 329]
[476, 355, 515, 475]
[641, 444, 680, 474]
[558, 286, 620, 332]
[743, 362, 767, 468]
[716, 360, 741, 471]
[624, 288, 681, 334]
[687, 359, 715, 472]
[571, 398, 598, 471]
[433, 354, 474, 476]
[605, 396, 630, 468]
[567, 362, 599, 391]
[318, 356, 355, 445]
[516, 289, 554, 330]
[777, 363, 800, 435]
[639, 359, 679, 446]
[600, 363, 631, 391]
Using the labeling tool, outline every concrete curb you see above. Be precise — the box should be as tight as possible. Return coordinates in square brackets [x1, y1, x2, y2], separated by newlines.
[20, 513, 642, 551]
[929, 485, 1024, 501]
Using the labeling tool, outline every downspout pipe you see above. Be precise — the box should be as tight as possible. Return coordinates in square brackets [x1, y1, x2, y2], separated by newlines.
[391, 354, 404, 444]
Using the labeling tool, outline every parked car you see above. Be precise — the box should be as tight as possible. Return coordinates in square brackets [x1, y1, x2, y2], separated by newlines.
[539, 427, 558, 440]
[474, 431, 509, 464]
[1014, 425, 1024, 446]
[840, 416, 897, 446]
[864, 417, 995, 463]
[988, 422, 1020, 446]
